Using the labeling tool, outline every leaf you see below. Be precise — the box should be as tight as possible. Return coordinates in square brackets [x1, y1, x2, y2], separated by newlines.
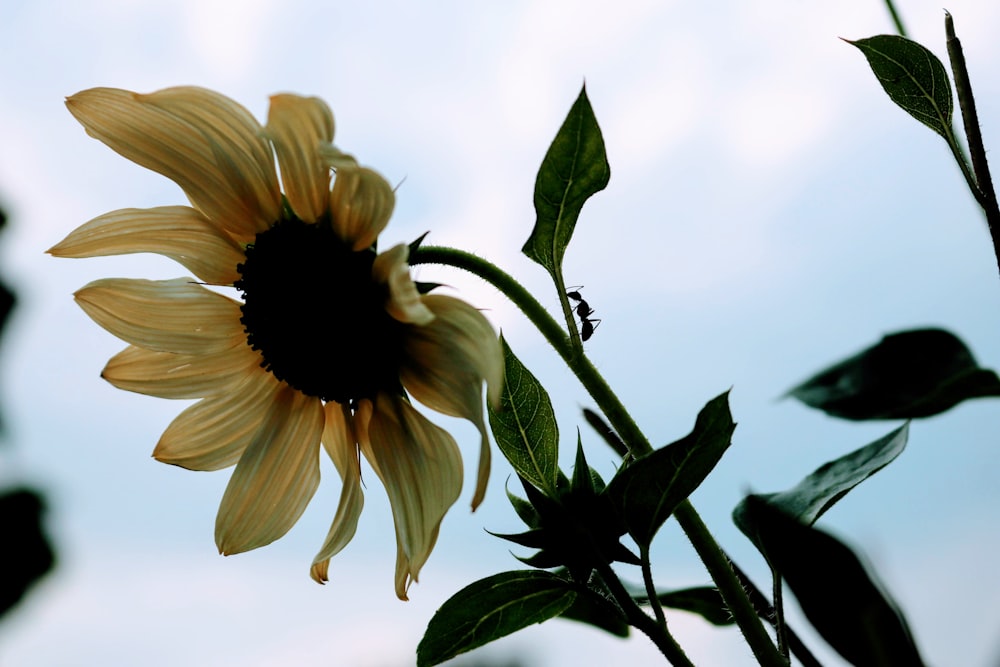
[786, 328, 1000, 419]
[417, 570, 577, 666]
[522, 85, 610, 277]
[847, 34, 953, 140]
[739, 497, 926, 666]
[734, 424, 909, 551]
[605, 391, 735, 547]
[632, 586, 734, 627]
[487, 335, 560, 495]
[558, 585, 630, 637]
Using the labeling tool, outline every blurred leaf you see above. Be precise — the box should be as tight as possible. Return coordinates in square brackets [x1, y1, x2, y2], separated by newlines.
[605, 391, 735, 547]
[739, 497, 925, 666]
[0, 488, 56, 620]
[488, 336, 560, 495]
[786, 328, 1000, 419]
[632, 585, 734, 627]
[734, 424, 909, 552]
[582, 407, 629, 458]
[847, 34, 953, 139]
[417, 570, 577, 666]
[522, 85, 609, 278]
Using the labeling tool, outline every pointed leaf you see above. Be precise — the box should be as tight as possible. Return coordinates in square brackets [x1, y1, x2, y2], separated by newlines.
[739, 497, 925, 666]
[787, 328, 1000, 419]
[734, 424, 909, 554]
[847, 35, 953, 140]
[605, 391, 735, 546]
[522, 85, 609, 277]
[559, 581, 630, 637]
[487, 336, 560, 495]
[417, 570, 577, 666]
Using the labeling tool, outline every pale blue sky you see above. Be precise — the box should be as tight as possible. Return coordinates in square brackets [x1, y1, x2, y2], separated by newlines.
[2, 1, 1000, 665]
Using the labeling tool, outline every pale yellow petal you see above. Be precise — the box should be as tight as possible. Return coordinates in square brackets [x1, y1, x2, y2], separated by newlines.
[103, 343, 262, 399]
[372, 244, 434, 325]
[74, 278, 245, 354]
[265, 94, 334, 223]
[153, 369, 280, 470]
[310, 402, 365, 584]
[48, 206, 245, 285]
[399, 294, 502, 510]
[360, 393, 462, 600]
[329, 166, 395, 251]
[66, 87, 279, 241]
[216, 385, 324, 554]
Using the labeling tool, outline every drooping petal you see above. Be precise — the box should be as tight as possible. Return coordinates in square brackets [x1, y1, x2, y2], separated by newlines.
[372, 244, 434, 325]
[216, 385, 324, 554]
[399, 294, 502, 510]
[360, 393, 463, 600]
[103, 343, 263, 399]
[66, 87, 280, 241]
[310, 402, 365, 584]
[48, 206, 245, 284]
[265, 94, 334, 223]
[74, 278, 245, 354]
[153, 369, 281, 470]
[329, 166, 395, 251]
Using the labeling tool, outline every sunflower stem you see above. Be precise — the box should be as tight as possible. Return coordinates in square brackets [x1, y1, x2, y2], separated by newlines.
[411, 245, 785, 666]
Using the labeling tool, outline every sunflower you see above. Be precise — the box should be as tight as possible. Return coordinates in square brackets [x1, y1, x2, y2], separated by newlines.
[49, 87, 502, 600]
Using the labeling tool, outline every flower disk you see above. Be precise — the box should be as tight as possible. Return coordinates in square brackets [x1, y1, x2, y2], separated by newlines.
[236, 216, 405, 404]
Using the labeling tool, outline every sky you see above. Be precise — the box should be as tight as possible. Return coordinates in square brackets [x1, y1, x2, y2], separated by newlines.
[2, 0, 1000, 665]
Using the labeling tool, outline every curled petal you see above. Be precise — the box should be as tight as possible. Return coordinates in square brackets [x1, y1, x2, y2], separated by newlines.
[329, 166, 395, 251]
[216, 385, 324, 554]
[360, 394, 462, 600]
[66, 87, 279, 241]
[103, 343, 263, 400]
[153, 369, 280, 471]
[311, 402, 365, 584]
[48, 206, 245, 285]
[266, 94, 335, 223]
[75, 278, 245, 354]
[372, 244, 434, 325]
[400, 294, 502, 509]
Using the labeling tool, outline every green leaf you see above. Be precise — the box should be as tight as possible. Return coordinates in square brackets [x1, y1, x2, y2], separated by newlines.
[417, 570, 577, 666]
[522, 85, 610, 277]
[734, 424, 909, 552]
[632, 586, 734, 627]
[605, 391, 735, 547]
[786, 328, 1000, 419]
[847, 34, 953, 139]
[739, 497, 926, 667]
[558, 585, 630, 637]
[487, 335, 560, 495]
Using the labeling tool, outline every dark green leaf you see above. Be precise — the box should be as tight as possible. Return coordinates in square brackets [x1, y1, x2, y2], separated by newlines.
[522, 85, 609, 277]
[605, 391, 735, 546]
[634, 586, 734, 627]
[558, 585, 630, 637]
[847, 34, 953, 139]
[734, 424, 909, 552]
[417, 570, 577, 667]
[505, 483, 541, 529]
[487, 336, 560, 494]
[786, 328, 1000, 419]
[739, 497, 925, 667]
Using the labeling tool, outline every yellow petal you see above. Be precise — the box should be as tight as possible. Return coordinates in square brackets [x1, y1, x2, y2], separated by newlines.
[329, 166, 395, 251]
[48, 206, 245, 285]
[265, 94, 334, 223]
[216, 385, 324, 554]
[360, 393, 462, 600]
[103, 343, 262, 399]
[75, 278, 245, 354]
[66, 87, 280, 241]
[399, 294, 502, 509]
[310, 402, 365, 584]
[372, 244, 434, 325]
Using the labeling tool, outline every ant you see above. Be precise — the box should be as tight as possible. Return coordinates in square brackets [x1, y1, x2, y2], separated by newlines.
[566, 286, 601, 342]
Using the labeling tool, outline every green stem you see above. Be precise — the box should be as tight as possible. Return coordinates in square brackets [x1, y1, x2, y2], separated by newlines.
[411, 245, 786, 666]
[640, 543, 668, 628]
[595, 561, 694, 666]
[945, 11, 1000, 277]
[883, 0, 908, 37]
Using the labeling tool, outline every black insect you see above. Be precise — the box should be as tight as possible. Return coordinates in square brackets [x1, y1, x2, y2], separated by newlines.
[566, 286, 601, 342]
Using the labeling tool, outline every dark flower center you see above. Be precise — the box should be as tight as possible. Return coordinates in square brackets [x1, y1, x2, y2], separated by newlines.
[234, 215, 407, 404]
